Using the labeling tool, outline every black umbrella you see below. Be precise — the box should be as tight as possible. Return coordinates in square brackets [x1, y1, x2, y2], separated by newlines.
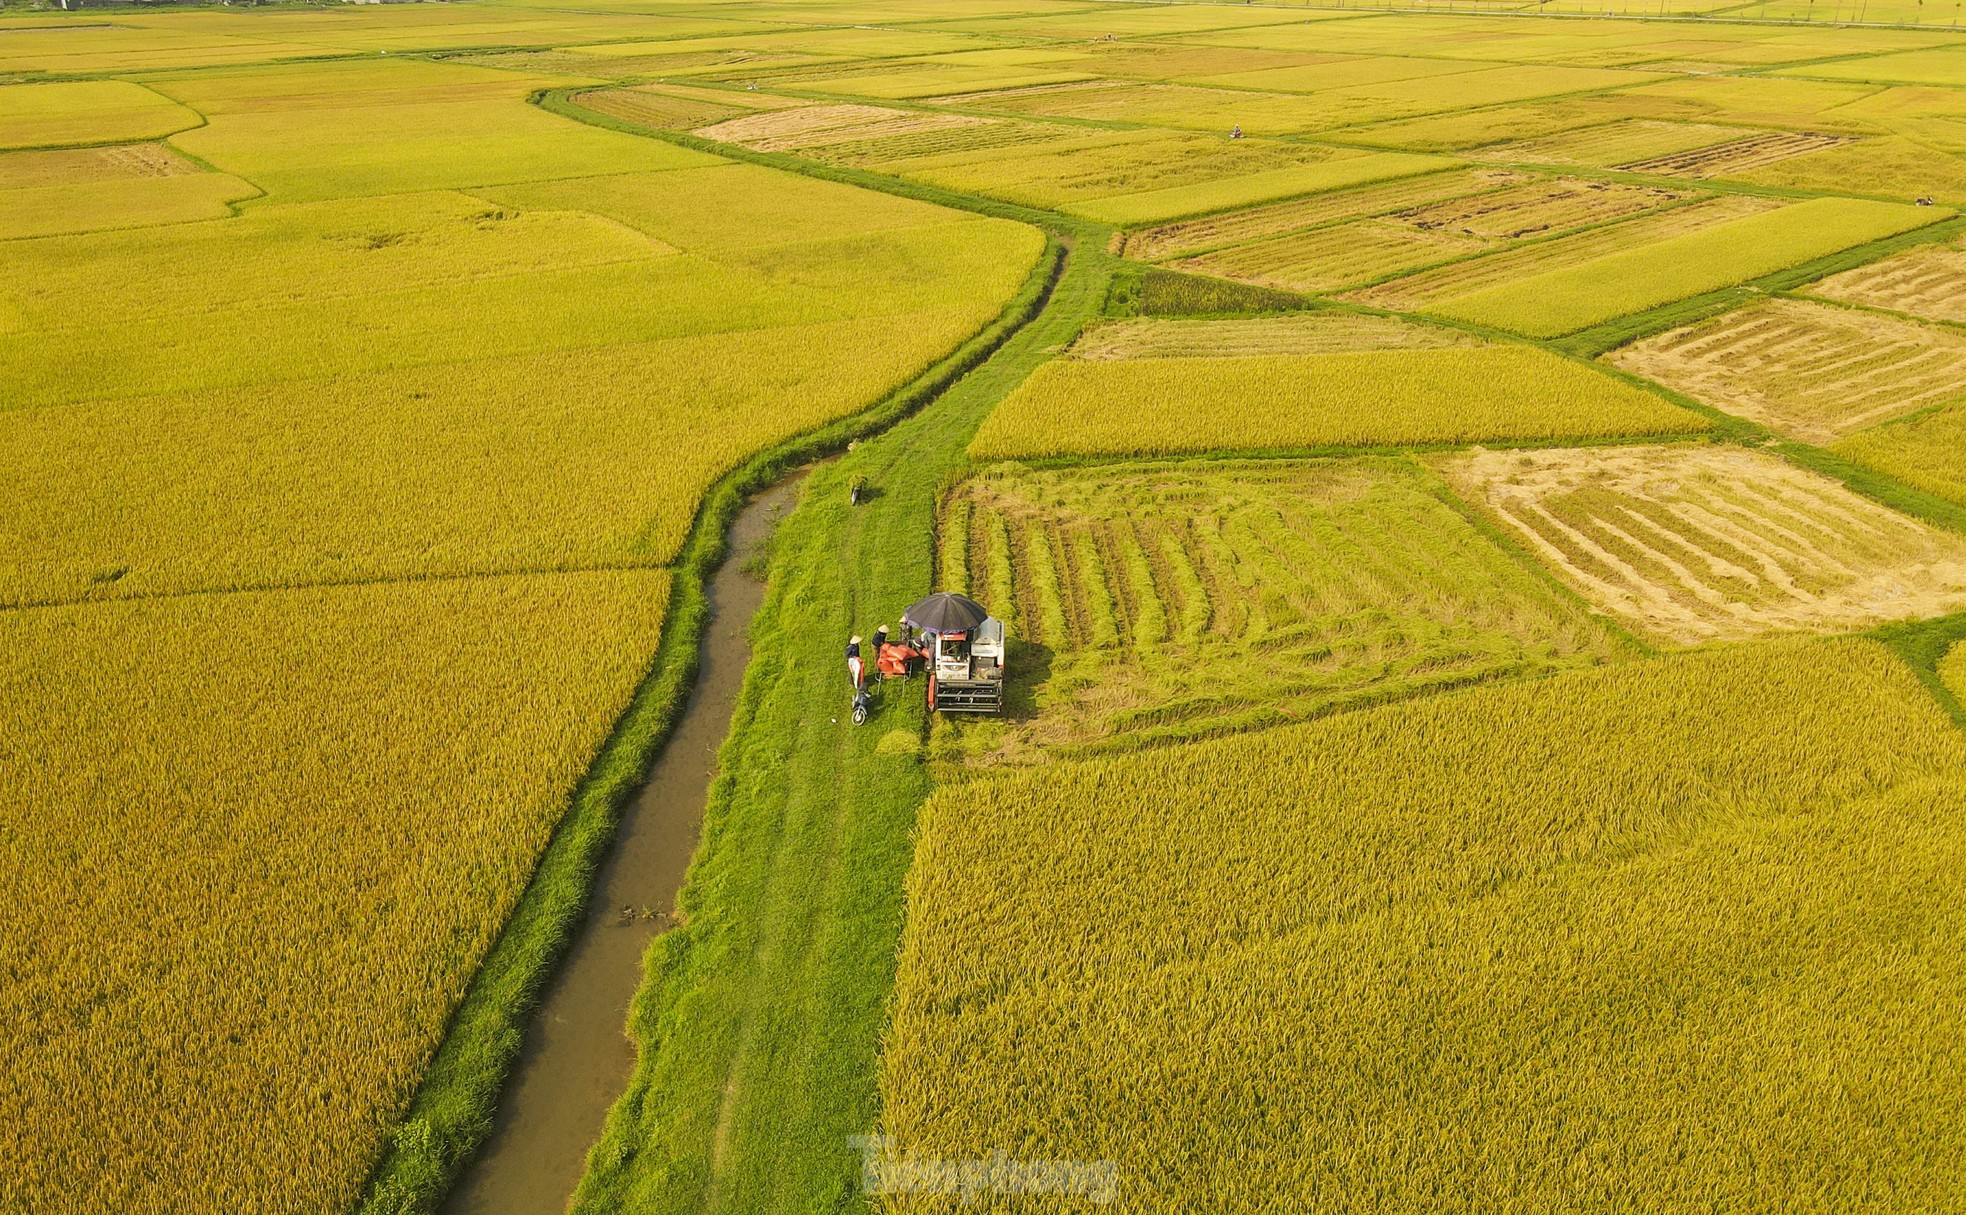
[902, 591, 989, 634]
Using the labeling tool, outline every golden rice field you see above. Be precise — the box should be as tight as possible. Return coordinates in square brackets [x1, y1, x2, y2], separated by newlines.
[14, 2, 1966, 1213]
[883, 126, 1448, 224]
[1608, 297, 1966, 443]
[1, 150, 1040, 603]
[972, 341, 1706, 459]
[1832, 401, 1966, 512]
[933, 459, 1631, 765]
[1428, 198, 1943, 337]
[1168, 175, 1696, 293]
[1346, 192, 1780, 311]
[1941, 637, 1966, 701]
[0, 20, 1045, 1215]
[1439, 444, 1966, 645]
[0, 570, 669, 1215]
[883, 638, 1966, 1212]
[1481, 119, 1761, 167]
[1119, 167, 1521, 260]
[0, 79, 198, 148]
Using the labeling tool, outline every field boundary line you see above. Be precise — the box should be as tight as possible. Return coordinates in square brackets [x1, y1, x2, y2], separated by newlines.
[0, 558, 682, 618]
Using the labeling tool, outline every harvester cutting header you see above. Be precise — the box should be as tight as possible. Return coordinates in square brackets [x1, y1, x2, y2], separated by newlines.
[845, 591, 1005, 725]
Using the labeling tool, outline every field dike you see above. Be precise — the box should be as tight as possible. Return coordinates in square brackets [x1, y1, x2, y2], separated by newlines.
[352, 104, 1072, 1215]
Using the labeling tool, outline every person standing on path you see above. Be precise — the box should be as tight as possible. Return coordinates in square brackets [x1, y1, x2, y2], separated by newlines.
[846, 635, 864, 691]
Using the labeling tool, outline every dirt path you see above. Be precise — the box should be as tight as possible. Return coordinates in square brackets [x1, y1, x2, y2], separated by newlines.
[441, 471, 806, 1215]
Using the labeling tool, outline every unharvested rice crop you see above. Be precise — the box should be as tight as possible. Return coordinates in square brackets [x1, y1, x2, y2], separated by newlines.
[1120, 168, 1520, 260]
[1832, 400, 1966, 512]
[1173, 216, 1493, 293]
[0, 79, 197, 149]
[780, 62, 1095, 101]
[883, 637, 1966, 1211]
[1772, 43, 1966, 87]
[0, 569, 669, 1215]
[959, 80, 1327, 134]
[1608, 297, 1966, 442]
[1, 211, 1039, 602]
[1439, 443, 1966, 645]
[971, 345, 1706, 459]
[1940, 637, 1966, 702]
[890, 127, 1446, 224]
[1812, 234, 1966, 324]
[934, 459, 1630, 765]
[923, 78, 1112, 107]
[1066, 312, 1479, 360]
[1429, 198, 1942, 337]
[1348, 192, 1777, 311]
[153, 58, 711, 203]
[1736, 135, 1966, 204]
[0, 310, 1024, 607]
[1188, 54, 1491, 96]
[0, 169, 256, 240]
[2, 184, 1035, 412]
[1139, 59, 1663, 133]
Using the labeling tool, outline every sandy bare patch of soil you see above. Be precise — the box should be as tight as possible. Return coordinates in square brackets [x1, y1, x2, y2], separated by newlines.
[1438, 443, 1966, 646]
[1609, 297, 1966, 443]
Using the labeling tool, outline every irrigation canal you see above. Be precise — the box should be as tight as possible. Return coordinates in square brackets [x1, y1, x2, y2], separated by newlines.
[442, 471, 807, 1215]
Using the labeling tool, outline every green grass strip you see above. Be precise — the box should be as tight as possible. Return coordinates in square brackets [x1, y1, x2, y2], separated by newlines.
[1872, 611, 1966, 728]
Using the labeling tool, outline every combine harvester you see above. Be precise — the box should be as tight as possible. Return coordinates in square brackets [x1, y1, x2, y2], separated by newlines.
[901, 591, 1005, 715]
